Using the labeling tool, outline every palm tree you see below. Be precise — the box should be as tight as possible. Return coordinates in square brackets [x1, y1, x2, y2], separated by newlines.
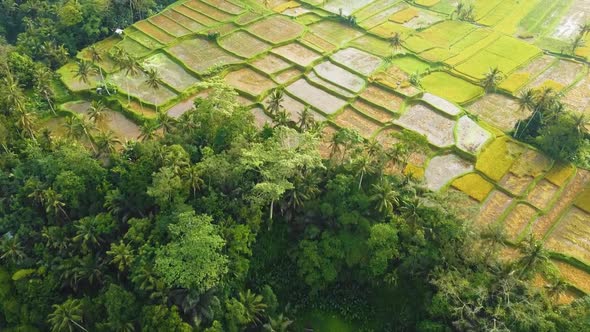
[156, 110, 176, 134]
[297, 106, 315, 132]
[47, 298, 88, 332]
[517, 235, 550, 278]
[139, 121, 158, 141]
[2, 72, 26, 114]
[88, 100, 108, 125]
[35, 67, 56, 114]
[144, 67, 161, 112]
[580, 22, 590, 36]
[185, 165, 205, 198]
[73, 60, 95, 85]
[354, 153, 377, 190]
[106, 241, 134, 272]
[0, 235, 26, 264]
[15, 109, 37, 141]
[481, 67, 503, 92]
[390, 32, 402, 52]
[263, 314, 293, 332]
[113, 49, 140, 105]
[238, 290, 267, 325]
[571, 32, 585, 54]
[370, 179, 399, 215]
[266, 88, 284, 117]
[94, 130, 120, 157]
[73, 217, 103, 252]
[64, 116, 84, 140]
[41, 187, 68, 220]
[87, 45, 110, 95]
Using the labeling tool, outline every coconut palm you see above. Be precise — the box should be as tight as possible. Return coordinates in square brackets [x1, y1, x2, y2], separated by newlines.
[35, 67, 56, 114]
[94, 130, 120, 157]
[517, 235, 550, 278]
[15, 109, 37, 141]
[73, 60, 95, 85]
[144, 67, 161, 112]
[2, 72, 26, 114]
[238, 290, 267, 325]
[0, 235, 26, 264]
[139, 121, 158, 141]
[185, 165, 205, 198]
[297, 106, 315, 132]
[354, 153, 377, 190]
[573, 113, 589, 135]
[156, 110, 176, 134]
[481, 67, 503, 92]
[88, 100, 108, 125]
[390, 32, 402, 52]
[370, 179, 399, 215]
[266, 88, 284, 116]
[263, 314, 293, 332]
[570, 32, 585, 54]
[106, 240, 134, 272]
[88, 45, 110, 95]
[42, 187, 68, 220]
[47, 298, 88, 332]
[73, 217, 103, 252]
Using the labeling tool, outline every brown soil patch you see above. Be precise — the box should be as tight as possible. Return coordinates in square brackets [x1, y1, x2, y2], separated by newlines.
[467, 93, 528, 132]
[301, 32, 337, 52]
[150, 14, 192, 37]
[360, 84, 403, 111]
[185, 0, 233, 21]
[499, 172, 534, 197]
[164, 9, 205, 31]
[272, 43, 322, 67]
[251, 54, 292, 74]
[334, 108, 383, 139]
[173, 5, 218, 26]
[545, 207, 590, 265]
[531, 169, 590, 238]
[352, 99, 395, 123]
[374, 128, 400, 147]
[502, 203, 538, 242]
[527, 180, 559, 211]
[248, 16, 304, 44]
[219, 31, 271, 58]
[553, 260, 590, 294]
[134, 20, 176, 44]
[224, 68, 276, 97]
[475, 190, 513, 226]
[274, 68, 303, 84]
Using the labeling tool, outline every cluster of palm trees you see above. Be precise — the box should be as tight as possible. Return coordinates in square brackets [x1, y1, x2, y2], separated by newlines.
[265, 88, 318, 132]
[481, 66, 504, 92]
[570, 22, 590, 55]
[452, 1, 475, 22]
[1, 71, 37, 141]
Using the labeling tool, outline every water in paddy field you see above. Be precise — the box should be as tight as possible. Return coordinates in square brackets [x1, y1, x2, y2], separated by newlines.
[322, 0, 374, 16]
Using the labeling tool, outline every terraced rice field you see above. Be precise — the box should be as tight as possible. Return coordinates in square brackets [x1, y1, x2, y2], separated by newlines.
[57, 0, 590, 297]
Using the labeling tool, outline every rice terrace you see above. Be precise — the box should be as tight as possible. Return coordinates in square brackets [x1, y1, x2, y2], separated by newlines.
[53, 0, 590, 306]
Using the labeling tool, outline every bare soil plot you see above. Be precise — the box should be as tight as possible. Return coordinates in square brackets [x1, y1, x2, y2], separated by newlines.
[475, 190, 513, 226]
[251, 107, 272, 129]
[424, 154, 473, 191]
[219, 31, 272, 58]
[563, 73, 590, 113]
[173, 5, 218, 26]
[286, 78, 348, 115]
[359, 84, 403, 112]
[185, 0, 233, 21]
[110, 69, 178, 106]
[451, 173, 494, 202]
[525, 60, 585, 92]
[271, 43, 322, 67]
[510, 148, 553, 178]
[334, 108, 382, 139]
[530, 169, 590, 238]
[247, 16, 304, 44]
[307, 71, 356, 98]
[274, 68, 303, 84]
[207, 22, 239, 36]
[499, 172, 534, 197]
[502, 203, 538, 241]
[421, 72, 483, 104]
[163, 9, 205, 31]
[545, 207, 590, 265]
[134, 20, 176, 44]
[394, 103, 456, 148]
[142, 53, 199, 92]
[352, 99, 395, 123]
[455, 116, 492, 155]
[300, 32, 337, 52]
[331, 48, 383, 76]
[202, 0, 245, 15]
[527, 179, 559, 211]
[224, 68, 276, 97]
[374, 128, 400, 147]
[309, 20, 363, 46]
[422, 93, 461, 116]
[167, 38, 241, 74]
[250, 54, 292, 74]
[467, 93, 528, 132]
[553, 260, 590, 294]
[150, 14, 192, 37]
[313, 61, 366, 93]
